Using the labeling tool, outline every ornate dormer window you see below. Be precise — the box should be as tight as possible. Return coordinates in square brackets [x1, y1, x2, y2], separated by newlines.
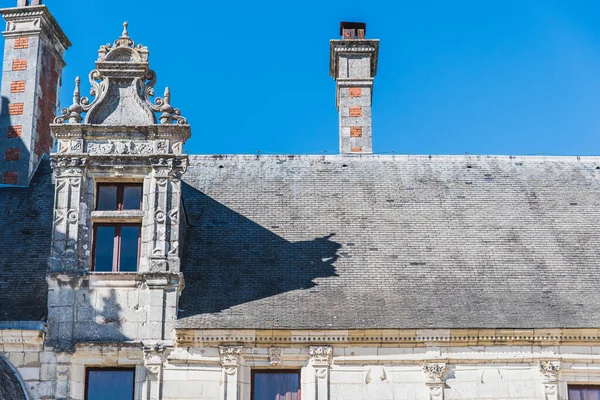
[49, 22, 190, 274]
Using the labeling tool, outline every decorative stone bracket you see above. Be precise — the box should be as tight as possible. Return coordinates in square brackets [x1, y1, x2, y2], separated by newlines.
[423, 363, 447, 400]
[539, 361, 560, 400]
[143, 342, 169, 375]
[268, 347, 282, 366]
[219, 346, 243, 375]
[309, 346, 333, 379]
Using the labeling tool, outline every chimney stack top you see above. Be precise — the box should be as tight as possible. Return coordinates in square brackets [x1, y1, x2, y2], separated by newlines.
[339, 21, 366, 40]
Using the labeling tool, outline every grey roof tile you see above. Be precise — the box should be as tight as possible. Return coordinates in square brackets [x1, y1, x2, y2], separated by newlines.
[177, 155, 600, 329]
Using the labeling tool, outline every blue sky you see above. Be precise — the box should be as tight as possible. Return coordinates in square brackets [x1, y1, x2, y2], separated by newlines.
[9, 0, 600, 155]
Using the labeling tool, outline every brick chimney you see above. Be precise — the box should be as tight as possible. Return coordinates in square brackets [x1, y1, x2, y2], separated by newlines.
[330, 22, 379, 154]
[0, 0, 70, 185]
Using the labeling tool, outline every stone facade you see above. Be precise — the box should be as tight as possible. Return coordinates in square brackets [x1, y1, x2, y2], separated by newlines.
[2, 2, 600, 400]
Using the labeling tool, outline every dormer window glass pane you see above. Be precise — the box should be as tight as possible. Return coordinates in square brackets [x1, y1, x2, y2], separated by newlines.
[96, 183, 142, 211]
[97, 185, 117, 210]
[119, 226, 140, 272]
[123, 186, 142, 210]
[94, 226, 115, 272]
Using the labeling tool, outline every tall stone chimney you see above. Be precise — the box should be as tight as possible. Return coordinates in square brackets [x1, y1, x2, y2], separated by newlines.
[0, 0, 70, 185]
[330, 22, 379, 154]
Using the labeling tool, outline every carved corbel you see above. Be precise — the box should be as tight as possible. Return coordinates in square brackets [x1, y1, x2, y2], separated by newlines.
[51, 156, 88, 178]
[309, 346, 333, 379]
[423, 363, 447, 400]
[539, 361, 560, 400]
[143, 343, 168, 376]
[268, 347, 282, 366]
[219, 346, 243, 375]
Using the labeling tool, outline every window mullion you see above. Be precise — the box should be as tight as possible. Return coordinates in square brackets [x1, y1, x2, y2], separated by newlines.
[113, 225, 121, 272]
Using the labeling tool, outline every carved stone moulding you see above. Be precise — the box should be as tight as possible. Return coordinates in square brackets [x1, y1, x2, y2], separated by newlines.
[219, 346, 243, 375]
[422, 363, 447, 384]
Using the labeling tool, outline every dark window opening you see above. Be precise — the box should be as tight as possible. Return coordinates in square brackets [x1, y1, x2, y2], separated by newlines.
[93, 224, 140, 272]
[251, 370, 301, 400]
[85, 368, 134, 400]
[569, 386, 600, 400]
[97, 183, 142, 211]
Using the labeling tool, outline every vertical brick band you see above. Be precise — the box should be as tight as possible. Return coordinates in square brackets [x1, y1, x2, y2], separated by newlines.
[10, 81, 26, 93]
[13, 37, 29, 49]
[7, 126, 23, 138]
[5, 148, 20, 161]
[349, 106, 362, 117]
[3, 171, 18, 184]
[12, 59, 27, 71]
[8, 103, 24, 115]
[349, 87, 362, 97]
[350, 127, 362, 137]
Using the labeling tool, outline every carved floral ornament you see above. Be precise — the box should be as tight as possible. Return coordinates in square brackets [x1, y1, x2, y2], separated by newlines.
[268, 347, 282, 366]
[539, 360, 560, 381]
[143, 343, 167, 375]
[54, 22, 187, 126]
[422, 363, 447, 383]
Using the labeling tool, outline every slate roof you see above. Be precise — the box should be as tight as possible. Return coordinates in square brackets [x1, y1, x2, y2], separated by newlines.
[0, 159, 53, 322]
[178, 155, 600, 329]
[3, 155, 600, 330]
[0, 356, 27, 400]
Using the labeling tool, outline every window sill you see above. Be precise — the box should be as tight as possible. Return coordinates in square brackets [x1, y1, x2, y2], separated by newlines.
[91, 210, 143, 223]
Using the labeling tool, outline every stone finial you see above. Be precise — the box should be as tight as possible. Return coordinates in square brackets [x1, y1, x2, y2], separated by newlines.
[17, 0, 42, 6]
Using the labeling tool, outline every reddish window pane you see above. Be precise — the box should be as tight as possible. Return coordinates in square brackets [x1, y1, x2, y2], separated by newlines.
[119, 226, 140, 272]
[94, 226, 115, 272]
[253, 371, 300, 400]
[123, 186, 142, 210]
[86, 368, 134, 400]
[97, 185, 117, 210]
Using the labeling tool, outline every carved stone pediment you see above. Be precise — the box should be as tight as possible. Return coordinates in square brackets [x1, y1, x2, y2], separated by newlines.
[54, 22, 187, 127]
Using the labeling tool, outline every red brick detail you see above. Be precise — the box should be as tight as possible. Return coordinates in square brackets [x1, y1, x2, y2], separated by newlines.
[10, 80, 25, 93]
[8, 103, 24, 115]
[349, 106, 362, 117]
[12, 59, 27, 71]
[350, 126, 363, 137]
[7, 125, 22, 138]
[5, 148, 20, 161]
[349, 87, 362, 97]
[3, 171, 18, 184]
[34, 47, 59, 157]
[14, 37, 29, 49]
[351, 147, 362, 153]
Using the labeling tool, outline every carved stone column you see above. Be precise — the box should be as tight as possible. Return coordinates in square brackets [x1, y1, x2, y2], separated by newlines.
[422, 363, 447, 400]
[49, 156, 88, 271]
[539, 361, 560, 400]
[309, 346, 333, 400]
[143, 343, 168, 400]
[219, 346, 242, 400]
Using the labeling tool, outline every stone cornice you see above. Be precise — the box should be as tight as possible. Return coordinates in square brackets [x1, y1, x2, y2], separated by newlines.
[329, 39, 379, 79]
[51, 124, 191, 141]
[47, 271, 184, 290]
[0, 5, 71, 49]
[176, 328, 600, 347]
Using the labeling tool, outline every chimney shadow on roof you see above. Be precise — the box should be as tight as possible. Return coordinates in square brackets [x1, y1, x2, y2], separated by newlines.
[178, 182, 340, 318]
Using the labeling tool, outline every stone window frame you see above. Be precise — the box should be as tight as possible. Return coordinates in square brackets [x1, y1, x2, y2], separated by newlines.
[91, 180, 144, 273]
[84, 366, 136, 400]
[567, 385, 600, 399]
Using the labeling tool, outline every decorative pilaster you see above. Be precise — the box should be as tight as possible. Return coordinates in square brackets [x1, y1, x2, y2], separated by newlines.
[309, 346, 333, 400]
[143, 342, 168, 400]
[219, 346, 242, 400]
[49, 156, 88, 271]
[539, 361, 560, 400]
[54, 352, 72, 400]
[148, 157, 186, 272]
[422, 363, 447, 400]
